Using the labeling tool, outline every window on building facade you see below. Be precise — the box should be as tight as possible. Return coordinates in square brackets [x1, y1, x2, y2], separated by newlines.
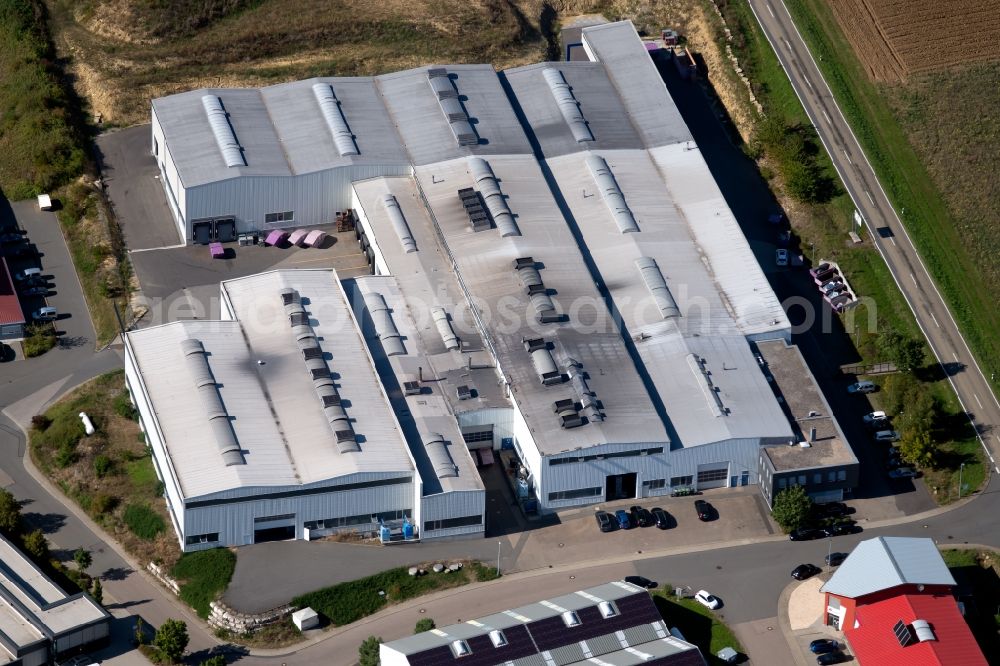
[778, 478, 787, 490]
[549, 447, 665, 466]
[670, 475, 694, 487]
[837, 470, 847, 481]
[265, 211, 294, 224]
[697, 468, 728, 483]
[828, 471, 836, 482]
[642, 479, 666, 490]
[462, 430, 494, 444]
[797, 475, 807, 486]
[548, 487, 602, 501]
[303, 510, 407, 531]
[424, 514, 482, 531]
[184, 532, 219, 545]
[813, 473, 822, 484]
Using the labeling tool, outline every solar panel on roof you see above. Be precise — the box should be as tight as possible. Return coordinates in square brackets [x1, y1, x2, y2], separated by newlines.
[893, 619, 913, 647]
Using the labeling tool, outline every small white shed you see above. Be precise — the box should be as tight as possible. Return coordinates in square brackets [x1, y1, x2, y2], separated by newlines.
[292, 607, 319, 631]
[37, 194, 52, 211]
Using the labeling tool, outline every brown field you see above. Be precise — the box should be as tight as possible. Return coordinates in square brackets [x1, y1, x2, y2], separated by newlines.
[828, 0, 1000, 82]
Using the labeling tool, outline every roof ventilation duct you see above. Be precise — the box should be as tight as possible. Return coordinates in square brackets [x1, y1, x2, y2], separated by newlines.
[586, 154, 638, 233]
[542, 68, 594, 143]
[431, 307, 460, 351]
[381, 194, 417, 253]
[686, 353, 725, 418]
[427, 68, 478, 147]
[912, 619, 936, 643]
[513, 257, 560, 324]
[425, 433, 459, 478]
[179, 338, 245, 466]
[468, 158, 520, 237]
[201, 95, 245, 167]
[364, 292, 405, 357]
[311, 83, 359, 157]
[458, 188, 491, 232]
[524, 338, 562, 386]
[635, 256, 680, 319]
[280, 288, 360, 452]
[566, 358, 603, 422]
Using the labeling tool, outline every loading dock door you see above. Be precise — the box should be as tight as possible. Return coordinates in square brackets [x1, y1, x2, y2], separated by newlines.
[193, 222, 212, 245]
[254, 525, 295, 544]
[606, 473, 637, 501]
[696, 462, 730, 490]
[214, 218, 236, 242]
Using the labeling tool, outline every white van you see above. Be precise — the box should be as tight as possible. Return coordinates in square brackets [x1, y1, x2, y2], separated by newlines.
[874, 430, 900, 443]
[15, 267, 41, 281]
[32, 307, 57, 322]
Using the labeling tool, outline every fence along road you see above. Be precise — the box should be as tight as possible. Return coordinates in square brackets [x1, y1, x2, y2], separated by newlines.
[746, 0, 1000, 472]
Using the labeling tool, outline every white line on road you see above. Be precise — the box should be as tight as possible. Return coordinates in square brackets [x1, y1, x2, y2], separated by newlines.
[930, 312, 940, 328]
[954, 352, 960, 362]
[803, 75, 814, 91]
[909, 272, 917, 286]
[767, 2, 775, 17]
[865, 190, 875, 205]
[975, 394, 984, 409]
[821, 108, 832, 125]
[890, 236, 897, 247]
[843, 149, 852, 164]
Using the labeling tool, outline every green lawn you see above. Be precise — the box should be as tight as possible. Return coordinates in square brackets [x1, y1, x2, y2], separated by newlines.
[171, 548, 237, 618]
[651, 590, 742, 665]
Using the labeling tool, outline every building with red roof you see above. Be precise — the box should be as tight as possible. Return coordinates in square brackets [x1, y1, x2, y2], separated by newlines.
[820, 537, 987, 665]
[0, 257, 25, 341]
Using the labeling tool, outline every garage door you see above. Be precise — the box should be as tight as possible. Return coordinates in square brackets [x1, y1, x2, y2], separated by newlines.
[696, 462, 730, 490]
[192, 222, 212, 245]
[214, 218, 236, 242]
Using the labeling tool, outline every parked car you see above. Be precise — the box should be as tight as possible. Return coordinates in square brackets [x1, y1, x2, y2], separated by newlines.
[814, 502, 849, 518]
[651, 507, 671, 529]
[19, 286, 48, 297]
[630, 505, 653, 528]
[825, 553, 847, 567]
[789, 528, 825, 541]
[0, 232, 25, 243]
[791, 563, 821, 580]
[863, 410, 887, 425]
[888, 467, 919, 479]
[624, 575, 657, 589]
[816, 651, 850, 665]
[694, 590, 721, 610]
[775, 248, 789, 266]
[777, 229, 791, 246]
[810, 639, 840, 654]
[32, 307, 56, 321]
[15, 267, 41, 282]
[694, 499, 711, 521]
[615, 509, 632, 530]
[874, 430, 901, 443]
[824, 522, 861, 537]
[595, 511, 615, 533]
[847, 380, 876, 394]
[813, 268, 838, 284]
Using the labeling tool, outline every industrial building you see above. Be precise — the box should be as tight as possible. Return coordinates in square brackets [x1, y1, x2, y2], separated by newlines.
[146, 19, 857, 526]
[379, 581, 706, 666]
[0, 534, 110, 665]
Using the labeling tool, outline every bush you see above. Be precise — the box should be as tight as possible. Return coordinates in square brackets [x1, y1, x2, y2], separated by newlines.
[55, 442, 78, 468]
[34, 414, 84, 455]
[91, 493, 118, 515]
[771, 485, 813, 532]
[23, 529, 49, 562]
[171, 549, 236, 618]
[414, 618, 435, 633]
[471, 561, 501, 582]
[30, 415, 51, 431]
[22, 324, 56, 358]
[93, 454, 113, 477]
[0, 489, 22, 537]
[123, 503, 165, 540]
[113, 391, 138, 421]
[358, 636, 382, 666]
[200, 656, 227, 666]
[154, 619, 189, 664]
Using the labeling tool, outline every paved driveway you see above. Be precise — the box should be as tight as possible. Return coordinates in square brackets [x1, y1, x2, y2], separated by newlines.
[96, 126, 182, 250]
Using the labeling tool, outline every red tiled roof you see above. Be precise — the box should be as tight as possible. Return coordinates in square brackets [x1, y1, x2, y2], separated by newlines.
[0, 258, 25, 327]
[845, 592, 987, 666]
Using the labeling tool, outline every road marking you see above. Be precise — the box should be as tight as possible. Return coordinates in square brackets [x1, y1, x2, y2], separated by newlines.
[843, 149, 852, 164]
[909, 272, 917, 286]
[953, 352, 960, 362]
[821, 108, 832, 125]
[930, 312, 939, 328]
[782, 37, 792, 51]
[129, 243, 187, 254]
[975, 394, 983, 409]
[803, 75, 814, 91]
[767, 2, 775, 17]
[865, 190, 875, 205]
[889, 237, 897, 247]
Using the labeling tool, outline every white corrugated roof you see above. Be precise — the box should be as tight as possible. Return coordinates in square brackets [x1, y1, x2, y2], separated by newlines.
[821, 537, 956, 599]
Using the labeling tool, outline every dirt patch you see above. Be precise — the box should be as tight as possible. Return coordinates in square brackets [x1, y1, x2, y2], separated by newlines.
[828, 0, 1000, 82]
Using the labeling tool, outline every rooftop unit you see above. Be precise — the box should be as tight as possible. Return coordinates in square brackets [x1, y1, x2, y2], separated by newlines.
[458, 187, 491, 232]
[524, 337, 562, 386]
[468, 157, 520, 237]
[427, 68, 478, 147]
[513, 257, 561, 324]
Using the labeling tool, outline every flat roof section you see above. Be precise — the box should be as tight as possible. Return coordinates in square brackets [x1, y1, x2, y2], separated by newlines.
[757, 338, 858, 470]
[352, 276, 484, 496]
[377, 64, 532, 166]
[411, 157, 669, 454]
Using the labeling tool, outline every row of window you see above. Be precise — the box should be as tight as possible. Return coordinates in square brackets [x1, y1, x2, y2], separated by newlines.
[548, 487, 602, 502]
[424, 514, 482, 532]
[642, 479, 666, 490]
[265, 211, 294, 224]
[670, 475, 694, 487]
[185, 532, 219, 545]
[549, 447, 665, 466]
[304, 509, 408, 531]
[777, 470, 847, 491]
[697, 468, 728, 483]
[462, 430, 494, 444]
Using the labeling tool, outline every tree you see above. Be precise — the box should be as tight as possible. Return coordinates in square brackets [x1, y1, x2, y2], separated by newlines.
[414, 618, 435, 633]
[358, 635, 382, 666]
[91, 578, 103, 605]
[897, 388, 937, 436]
[154, 619, 189, 664]
[74, 547, 92, 572]
[900, 428, 936, 468]
[893, 338, 926, 371]
[23, 529, 50, 563]
[0, 489, 21, 537]
[771, 485, 813, 532]
[134, 618, 146, 646]
[199, 655, 227, 666]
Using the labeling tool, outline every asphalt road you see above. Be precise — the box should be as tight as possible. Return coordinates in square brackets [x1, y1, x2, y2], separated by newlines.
[747, 0, 1000, 470]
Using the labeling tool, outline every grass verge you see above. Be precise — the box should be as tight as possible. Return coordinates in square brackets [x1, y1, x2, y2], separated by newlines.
[29, 369, 181, 568]
[651, 589, 742, 665]
[171, 548, 236, 619]
[780, 0, 1000, 392]
[939, 548, 1000, 657]
[292, 562, 483, 627]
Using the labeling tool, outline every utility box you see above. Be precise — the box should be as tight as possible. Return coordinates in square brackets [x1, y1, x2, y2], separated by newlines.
[37, 194, 52, 211]
[292, 607, 319, 631]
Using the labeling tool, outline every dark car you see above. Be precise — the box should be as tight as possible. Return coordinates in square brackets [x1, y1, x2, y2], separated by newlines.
[815, 502, 849, 518]
[630, 505, 653, 527]
[651, 507, 671, 529]
[694, 499, 711, 521]
[0, 232, 26, 244]
[809, 639, 840, 654]
[615, 509, 632, 530]
[817, 651, 849, 665]
[825, 552, 847, 567]
[789, 528, 824, 541]
[624, 575, 657, 589]
[824, 523, 861, 537]
[791, 564, 821, 580]
[19, 286, 48, 297]
[595, 511, 615, 533]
